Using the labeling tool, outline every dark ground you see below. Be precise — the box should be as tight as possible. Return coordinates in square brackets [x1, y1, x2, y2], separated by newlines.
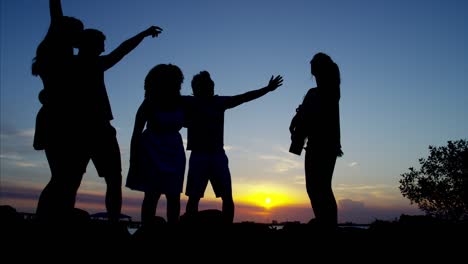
[1, 205, 466, 261]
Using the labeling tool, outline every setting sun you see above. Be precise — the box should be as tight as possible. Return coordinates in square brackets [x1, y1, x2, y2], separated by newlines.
[240, 191, 292, 209]
[234, 183, 308, 210]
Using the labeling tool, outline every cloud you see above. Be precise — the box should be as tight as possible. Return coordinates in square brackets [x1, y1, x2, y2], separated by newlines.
[339, 198, 365, 210]
[0, 125, 34, 139]
[335, 184, 392, 191]
[0, 154, 23, 160]
[15, 161, 42, 168]
[0, 123, 46, 170]
[0, 183, 42, 201]
[348, 161, 358, 167]
[335, 183, 402, 199]
[272, 145, 292, 155]
[293, 175, 305, 185]
[0, 124, 36, 154]
[336, 197, 423, 224]
[258, 154, 302, 173]
[0, 152, 45, 168]
[18, 129, 35, 138]
[224, 145, 234, 151]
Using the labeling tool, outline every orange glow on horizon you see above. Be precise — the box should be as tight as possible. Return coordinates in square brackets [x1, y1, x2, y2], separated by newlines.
[238, 192, 292, 209]
[231, 183, 311, 210]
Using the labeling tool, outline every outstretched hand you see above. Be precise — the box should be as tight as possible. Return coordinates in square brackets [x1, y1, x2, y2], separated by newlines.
[146, 26, 163, 38]
[267, 75, 284, 91]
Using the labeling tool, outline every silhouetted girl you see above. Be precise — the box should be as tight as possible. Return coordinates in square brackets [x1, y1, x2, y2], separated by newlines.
[126, 64, 186, 225]
[32, 0, 84, 221]
[289, 52, 342, 229]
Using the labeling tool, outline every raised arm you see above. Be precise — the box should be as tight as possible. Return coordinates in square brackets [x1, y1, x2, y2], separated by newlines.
[49, 0, 63, 23]
[225, 75, 283, 109]
[102, 26, 163, 71]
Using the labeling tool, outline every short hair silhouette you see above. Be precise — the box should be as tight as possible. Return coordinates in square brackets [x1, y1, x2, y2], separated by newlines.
[77, 28, 106, 54]
[183, 71, 283, 223]
[191, 71, 214, 97]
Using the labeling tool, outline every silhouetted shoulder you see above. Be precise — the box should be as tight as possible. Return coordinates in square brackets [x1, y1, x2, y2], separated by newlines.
[302, 88, 319, 103]
[305, 87, 318, 97]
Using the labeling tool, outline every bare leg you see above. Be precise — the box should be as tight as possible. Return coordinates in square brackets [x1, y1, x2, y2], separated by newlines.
[105, 174, 122, 222]
[166, 194, 181, 224]
[221, 195, 234, 224]
[37, 147, 84, 222]
[186, 197, 200, 215]
[305, 151, 338, 227]
[142, 192, 160, 225]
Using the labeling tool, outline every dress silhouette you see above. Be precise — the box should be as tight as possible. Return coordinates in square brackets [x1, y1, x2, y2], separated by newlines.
[126, 64, 186, 225]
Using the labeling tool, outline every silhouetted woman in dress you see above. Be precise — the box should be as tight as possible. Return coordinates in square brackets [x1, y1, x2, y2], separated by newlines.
[126, 64, 186, 225]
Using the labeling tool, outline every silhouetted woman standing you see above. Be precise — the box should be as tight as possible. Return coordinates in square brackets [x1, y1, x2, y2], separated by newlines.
[126, 64, 186, 225]
[32, 0, 84, 221]
[289, 52, 343, 229]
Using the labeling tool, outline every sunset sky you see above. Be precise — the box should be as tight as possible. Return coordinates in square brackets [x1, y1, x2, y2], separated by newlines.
[1, 0, 467, 224]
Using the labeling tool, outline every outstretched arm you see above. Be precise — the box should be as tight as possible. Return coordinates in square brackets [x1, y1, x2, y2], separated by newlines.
[225, 75, 283, 109]
[102, 26, 163, 71]
[49, 0, 63, 23]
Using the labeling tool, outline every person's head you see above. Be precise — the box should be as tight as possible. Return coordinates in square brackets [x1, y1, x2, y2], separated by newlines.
[310, 52, 340, 87]
[32, 16, 84, 76]
[144, 64, 184, 101]
[58, 16, 85, 48]
[77, 29, 106, 57]
[191, 71, 214, 97]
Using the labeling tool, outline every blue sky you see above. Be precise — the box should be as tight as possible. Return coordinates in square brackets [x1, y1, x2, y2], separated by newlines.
[1, 0, 467, 224]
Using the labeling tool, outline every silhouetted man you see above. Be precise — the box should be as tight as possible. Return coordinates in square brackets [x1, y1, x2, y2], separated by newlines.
[69, 25, 162, 222]
[183, 71, 283, 223]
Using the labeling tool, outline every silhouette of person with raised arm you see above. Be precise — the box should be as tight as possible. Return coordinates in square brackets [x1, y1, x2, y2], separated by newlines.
[70, 25, 162, 222]
[289, 52, 343, 229]
[32, 0, 85, 221]
[183, 71, 283, 224]
[32, 0, 162, 223]
[126, 64, 186, 226]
